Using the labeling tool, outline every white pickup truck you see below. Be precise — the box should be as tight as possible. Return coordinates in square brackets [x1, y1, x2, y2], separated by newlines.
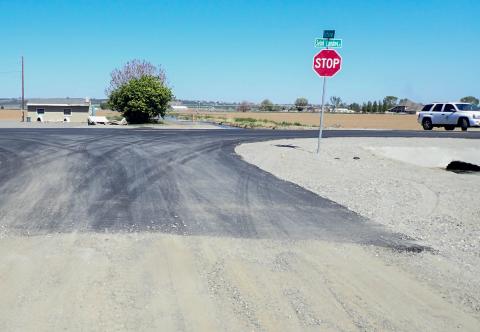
[417, 102, 480, 131]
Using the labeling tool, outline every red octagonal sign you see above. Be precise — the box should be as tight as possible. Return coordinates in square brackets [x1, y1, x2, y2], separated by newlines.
[313, 49, 342, 77]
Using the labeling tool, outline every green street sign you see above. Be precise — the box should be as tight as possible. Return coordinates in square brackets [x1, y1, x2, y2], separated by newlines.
[314, 38, 342, 48]
[323, 30, 335, 39]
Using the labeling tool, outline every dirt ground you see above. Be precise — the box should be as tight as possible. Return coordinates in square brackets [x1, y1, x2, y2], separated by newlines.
[237, 137, 480, 323]
[0, 109, 23, 121]
[1, 233, 478, 331]
[96, 109, 122, 118]
[178, 111, 420, 130]
[1, 130, 479, 330]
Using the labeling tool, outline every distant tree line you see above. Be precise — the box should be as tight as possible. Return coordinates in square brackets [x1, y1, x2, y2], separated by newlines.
[238, 96, 401, 113]
[237, 98, 311, 112]
[359, 96, 397, 113]
[234, 95, 480, 113]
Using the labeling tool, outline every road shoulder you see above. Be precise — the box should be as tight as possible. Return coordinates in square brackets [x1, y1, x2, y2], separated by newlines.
[236, 137, 480, 320]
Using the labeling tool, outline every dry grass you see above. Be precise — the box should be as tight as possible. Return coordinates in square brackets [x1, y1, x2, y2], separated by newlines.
[2, 109, 421, 130]
[0, 110, 23, 121]
[177, 111, 420, 130]
[96, 109, 120, 117]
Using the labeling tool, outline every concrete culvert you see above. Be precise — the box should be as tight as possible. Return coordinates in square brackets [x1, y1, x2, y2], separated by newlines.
[446, 160, 480, 173]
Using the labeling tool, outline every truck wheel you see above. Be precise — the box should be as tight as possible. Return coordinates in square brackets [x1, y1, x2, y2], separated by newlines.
[444, 125, 455, 131]
[422, 118, 433, 130]
[459, 118, 469, 131]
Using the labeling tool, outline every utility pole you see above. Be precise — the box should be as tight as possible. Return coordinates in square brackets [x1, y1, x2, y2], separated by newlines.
[21, 56, 25, 119]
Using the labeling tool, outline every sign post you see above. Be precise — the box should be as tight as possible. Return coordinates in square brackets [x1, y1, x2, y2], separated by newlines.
[312, 31, 342, 156]
[318, 75, 327, 154]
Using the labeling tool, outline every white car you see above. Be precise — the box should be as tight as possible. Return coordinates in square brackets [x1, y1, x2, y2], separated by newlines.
[88, 116, 109, 125]
[417, 102, 480, 131]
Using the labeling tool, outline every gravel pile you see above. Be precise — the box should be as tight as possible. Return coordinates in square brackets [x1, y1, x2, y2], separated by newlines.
[236, 137, 480, 316]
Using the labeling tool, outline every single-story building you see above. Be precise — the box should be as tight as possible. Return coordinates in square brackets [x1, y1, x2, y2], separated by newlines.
[26, 98, 91, 123]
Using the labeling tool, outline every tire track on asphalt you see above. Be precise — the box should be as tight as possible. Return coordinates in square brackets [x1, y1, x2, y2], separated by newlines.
[0, 129, 445, 251]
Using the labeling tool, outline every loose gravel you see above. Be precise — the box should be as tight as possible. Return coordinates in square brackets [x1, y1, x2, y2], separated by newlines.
[236, 137, 480, 316]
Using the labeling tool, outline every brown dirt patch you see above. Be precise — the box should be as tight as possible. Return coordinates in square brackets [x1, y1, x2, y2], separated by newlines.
[96, 110, 121, 117]
[0, 110, 23, 122]
[179, 111, 419, 130]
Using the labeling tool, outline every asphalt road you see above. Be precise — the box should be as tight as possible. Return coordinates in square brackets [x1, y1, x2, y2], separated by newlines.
[1, 128, 478, 250]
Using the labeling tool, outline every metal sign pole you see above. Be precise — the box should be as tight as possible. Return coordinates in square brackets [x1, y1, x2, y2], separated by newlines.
[313, 30, 340, 156]
[317, 40, 330, 156]
[317, 76, 327, 155]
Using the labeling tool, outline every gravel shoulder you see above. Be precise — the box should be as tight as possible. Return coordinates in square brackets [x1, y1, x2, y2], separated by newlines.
[236, 137, 480, 318]
[1, 233, 478, 331]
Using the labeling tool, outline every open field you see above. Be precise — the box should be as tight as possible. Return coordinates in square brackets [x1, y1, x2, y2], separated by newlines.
[175, 111, 420, 130]
[0, 109, 22, 121]
[4, 109, 478, 131]
[96, 109, 122, 118]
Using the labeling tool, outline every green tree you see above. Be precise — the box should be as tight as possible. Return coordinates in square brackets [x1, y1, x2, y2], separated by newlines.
[294, 97, 308, 111]
[366, 101, 373, 113]
[349, 103, 361, 112]
[259, 99, 274, 112]
[373, 101, 378, 113]
[382, 100, 388, 112]
[460, 96, 479, 106]
[383, 96, 398, 109]
[377, 101, 382, 113]
[108, 75, 173, 123]
[329, 96, 342, 111]
[361, 103, 367, 113]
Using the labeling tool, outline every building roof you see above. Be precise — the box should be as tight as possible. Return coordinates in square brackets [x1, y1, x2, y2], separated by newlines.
[27, 98, 91, 107]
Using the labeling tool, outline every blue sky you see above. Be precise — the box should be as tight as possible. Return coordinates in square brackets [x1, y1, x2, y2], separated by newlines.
[0, 0, 478, 104]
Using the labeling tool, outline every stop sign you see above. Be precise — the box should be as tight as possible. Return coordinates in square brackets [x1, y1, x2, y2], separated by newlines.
[313, 49, 342, 77]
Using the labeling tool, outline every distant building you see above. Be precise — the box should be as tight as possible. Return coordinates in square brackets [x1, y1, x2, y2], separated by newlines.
[171, 105, 188, 111]
[387, 105, 417, 114]
[26, 98, 91, 122]
[328, 107, 355, 113]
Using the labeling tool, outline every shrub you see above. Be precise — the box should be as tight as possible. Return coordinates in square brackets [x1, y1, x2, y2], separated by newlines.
[108, 75, 173, 124]
[295, 97, 308, 111]
[259, 99, 274, 112]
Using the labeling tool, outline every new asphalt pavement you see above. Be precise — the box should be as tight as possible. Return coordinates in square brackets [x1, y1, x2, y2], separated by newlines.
[1, 128, 478, 249]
